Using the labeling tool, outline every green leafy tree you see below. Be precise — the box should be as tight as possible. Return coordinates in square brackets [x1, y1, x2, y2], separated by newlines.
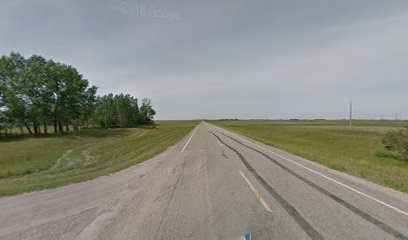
[139, 98, 156, 125]
[23, 55, 51, 134]
[0, 52, 157, 135]
[0, 53, 33, 134]
[80, 85, 98, 128]
[96, 93, 116, 128]
[131, 97, 139, 126]
[114, 94, 132, 128]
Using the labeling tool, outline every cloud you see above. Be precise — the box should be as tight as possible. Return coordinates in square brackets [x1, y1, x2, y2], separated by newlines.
[1, 0, 407, 119]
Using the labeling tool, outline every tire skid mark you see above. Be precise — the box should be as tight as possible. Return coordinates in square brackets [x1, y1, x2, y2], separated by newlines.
[210, 132, 325, 240]
[219, 131, 408, 240]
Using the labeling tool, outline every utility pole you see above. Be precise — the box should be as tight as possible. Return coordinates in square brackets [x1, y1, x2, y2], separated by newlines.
[349, 100, 352, 130]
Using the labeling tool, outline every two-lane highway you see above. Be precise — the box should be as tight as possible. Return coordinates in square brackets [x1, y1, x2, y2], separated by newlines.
[0, 122, 407, 239]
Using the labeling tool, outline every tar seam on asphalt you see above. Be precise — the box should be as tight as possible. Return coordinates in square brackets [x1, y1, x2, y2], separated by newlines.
[218, 131, 408, 240]
[209, 131, 325, 240]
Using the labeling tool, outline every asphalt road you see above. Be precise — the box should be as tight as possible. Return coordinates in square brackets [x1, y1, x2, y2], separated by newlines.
[0, 122, 407, 240]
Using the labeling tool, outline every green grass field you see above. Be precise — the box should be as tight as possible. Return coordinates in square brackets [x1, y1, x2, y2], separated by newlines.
[212, 120, 408, 193]
[0, 121, 196, 196]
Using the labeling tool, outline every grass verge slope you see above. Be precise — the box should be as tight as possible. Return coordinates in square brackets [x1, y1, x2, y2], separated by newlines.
[0, 121, 196, 196]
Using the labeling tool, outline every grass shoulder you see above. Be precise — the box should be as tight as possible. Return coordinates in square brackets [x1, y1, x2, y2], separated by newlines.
[0, 121, 196, 196]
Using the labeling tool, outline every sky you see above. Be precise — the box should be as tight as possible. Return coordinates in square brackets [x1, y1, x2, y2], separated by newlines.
[1, 0, 407, 120]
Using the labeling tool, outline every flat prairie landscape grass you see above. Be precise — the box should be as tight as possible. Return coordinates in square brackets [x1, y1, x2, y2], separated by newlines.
[212, 120, 408, 192]
[0, 121, 196, 196]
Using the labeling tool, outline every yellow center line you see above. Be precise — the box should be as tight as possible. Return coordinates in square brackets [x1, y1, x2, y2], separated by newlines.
[239, 170, 272, 213]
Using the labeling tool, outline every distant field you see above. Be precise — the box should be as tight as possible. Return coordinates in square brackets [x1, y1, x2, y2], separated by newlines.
[0, 121, 196, 196]
[212, 120, 408, 192]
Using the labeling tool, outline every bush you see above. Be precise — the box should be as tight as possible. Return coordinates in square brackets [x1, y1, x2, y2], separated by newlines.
[381, 127, 408, 160]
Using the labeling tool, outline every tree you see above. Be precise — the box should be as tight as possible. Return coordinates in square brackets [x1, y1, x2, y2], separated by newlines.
[0, 52, 157, 135]
[114, 94, 133, 128]
[0, 52, 99, 135]
[96, 93, 115, 128]
[94, 94, 156, 128]
[80, 85, 98, 128]
[0, 52, 33, 134]
[58, 64, 93, 131]
[131, 97, 139, 126]
[139, 98, 156, 125]
[23, 55, 51, 134]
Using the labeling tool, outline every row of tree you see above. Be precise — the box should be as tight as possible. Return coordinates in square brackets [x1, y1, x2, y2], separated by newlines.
[0, 52, 156, 135]
[95, 93, 155, 128]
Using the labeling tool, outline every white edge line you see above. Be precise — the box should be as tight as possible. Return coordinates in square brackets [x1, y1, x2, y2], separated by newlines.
[211, 124, 408, 217]
[181, 125, 198, 152]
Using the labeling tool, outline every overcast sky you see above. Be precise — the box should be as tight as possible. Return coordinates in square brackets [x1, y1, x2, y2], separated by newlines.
[1, 0, 407, 119]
